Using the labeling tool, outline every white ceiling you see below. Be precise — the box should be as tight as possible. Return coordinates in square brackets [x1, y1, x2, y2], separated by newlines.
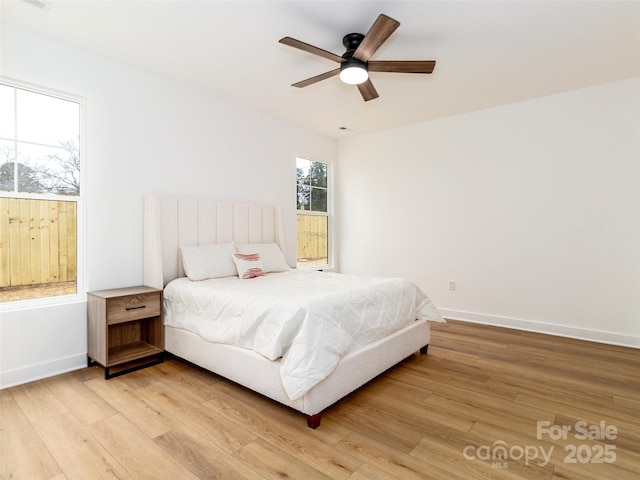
[2, 0, 639, 138]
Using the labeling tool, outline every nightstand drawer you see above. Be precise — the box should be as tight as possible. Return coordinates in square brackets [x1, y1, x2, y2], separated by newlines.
[107, 292, 161, 325]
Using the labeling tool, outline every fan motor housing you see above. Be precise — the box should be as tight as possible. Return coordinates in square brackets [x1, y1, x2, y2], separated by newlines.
[342, 33, 365, 59]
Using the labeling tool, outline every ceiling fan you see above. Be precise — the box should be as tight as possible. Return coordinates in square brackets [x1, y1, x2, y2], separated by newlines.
[279, 14, 436, 102]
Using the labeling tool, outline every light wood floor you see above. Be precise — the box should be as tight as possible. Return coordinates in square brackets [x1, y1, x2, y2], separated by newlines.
[1, 320, 638, 480]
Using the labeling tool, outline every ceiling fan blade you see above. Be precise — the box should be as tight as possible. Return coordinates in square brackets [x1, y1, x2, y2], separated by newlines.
[368, 60, 436, 74]
[279, 37, 343, 63]
[292, 68, 340, 88]
[353, 14, 400, 62]
[357, 79, 379, 101]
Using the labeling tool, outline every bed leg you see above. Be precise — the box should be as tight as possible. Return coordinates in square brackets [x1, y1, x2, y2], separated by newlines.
[420, 345, 429, 355]
[307, 413, 322, 429]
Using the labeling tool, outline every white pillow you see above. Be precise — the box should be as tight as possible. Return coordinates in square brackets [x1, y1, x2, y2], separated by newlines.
[236, 243, 290, 273]
[180, 242, 237, 281]
[232, 253, 265, 279]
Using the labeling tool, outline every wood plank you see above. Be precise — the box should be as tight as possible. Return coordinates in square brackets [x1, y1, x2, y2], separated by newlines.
[151, 357, 222, 402]
[614, 394, 640, 411]
[65, 201, 77, 280]
[43, 371, 117, 425]
[424, 391, 555, 431]
[552, 462, 640, 480]
[514, 395, 640, 447]
[410, 433, 553, 480]
[0, 397, 63, 480]
[7, 198, 19, 286]
[33, 411, 130, 480]
[389, 363, 519, 404]
[360, 373, 434, 402]
[233, 437, 332, 479]
[214, 378, 352, 446]
[476, 356, 637, 401]
[29, 198, 42, 283]
[39, 198, 51, 282]
[16, 198, 30, 284]
[336, 432, 458, 480]
[347, 464, 405, 480]
[202, 388, 361, 479]
[154, 425, 260, 480]
[85, 377, 179, 438]
[463, 421, 562, 478]
[325, 400, 424, 454]
[0, 197, 9, 287]
[87, 414, 199, 480]
[330, 393, 472, 454]
[552, 414, 640, 460]
[516, 387, 640, 426]
[58, 201, 68, 281]
[112, 363, 166, 388]
[48, 200, 60, 282]
[365, 388, 475, 433]
[136, 380, 257, 455]
[8, 379, 68, 423]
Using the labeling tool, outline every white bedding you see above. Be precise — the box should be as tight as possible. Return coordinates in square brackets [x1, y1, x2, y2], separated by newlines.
[164, 270, 444, 400]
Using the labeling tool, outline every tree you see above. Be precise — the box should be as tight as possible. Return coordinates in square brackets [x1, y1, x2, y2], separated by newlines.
[0, 140, 79, 195]
[32, 139, 80, 195]
[297, 160, 327, 212]
[297, 166, 310, 210]
[0, 161, 45, 193]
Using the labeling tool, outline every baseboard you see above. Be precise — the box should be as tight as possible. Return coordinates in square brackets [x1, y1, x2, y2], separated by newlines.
[439, 309, 640, 349]
[0, 353, 87, 389]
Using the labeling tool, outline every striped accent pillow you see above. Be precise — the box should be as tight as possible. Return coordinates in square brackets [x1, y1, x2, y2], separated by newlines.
[232, 253, 266, 279]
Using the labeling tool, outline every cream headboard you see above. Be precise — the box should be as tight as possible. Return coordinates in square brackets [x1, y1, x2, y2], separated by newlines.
[143, 194, 286, 289]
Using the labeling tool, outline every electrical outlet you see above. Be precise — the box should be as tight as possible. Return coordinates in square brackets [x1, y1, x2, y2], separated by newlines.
[449, 280, 456, 291]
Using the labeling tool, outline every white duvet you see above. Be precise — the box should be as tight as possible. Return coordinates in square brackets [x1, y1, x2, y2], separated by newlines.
[163, 270, 444, 400]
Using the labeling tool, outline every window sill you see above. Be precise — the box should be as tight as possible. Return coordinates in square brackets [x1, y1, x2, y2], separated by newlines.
[0, 292, 86, 313]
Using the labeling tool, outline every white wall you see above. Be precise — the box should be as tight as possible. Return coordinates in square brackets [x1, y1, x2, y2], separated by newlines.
[337, 77, 640, 347]
[0, 24, 336, 387]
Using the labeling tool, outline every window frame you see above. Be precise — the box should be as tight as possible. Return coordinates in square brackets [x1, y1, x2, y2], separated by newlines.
[296, 156, 333, 270]
[0, 77, 86, 311]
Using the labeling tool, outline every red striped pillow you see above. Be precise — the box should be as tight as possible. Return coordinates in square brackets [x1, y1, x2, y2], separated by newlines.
[232, 253, 266, 279]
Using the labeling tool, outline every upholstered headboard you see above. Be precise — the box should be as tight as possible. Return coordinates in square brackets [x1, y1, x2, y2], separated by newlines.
[143, 194, 286, 289]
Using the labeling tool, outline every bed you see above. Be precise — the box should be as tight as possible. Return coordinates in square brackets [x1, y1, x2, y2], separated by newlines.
[143, 194, 444, 428]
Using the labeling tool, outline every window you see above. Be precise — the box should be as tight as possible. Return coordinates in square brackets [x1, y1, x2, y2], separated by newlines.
[296, 157, 330, 268]
[0, 81, 83, 304]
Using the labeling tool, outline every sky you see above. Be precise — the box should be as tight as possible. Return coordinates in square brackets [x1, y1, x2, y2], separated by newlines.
[0, 82, 80, 192]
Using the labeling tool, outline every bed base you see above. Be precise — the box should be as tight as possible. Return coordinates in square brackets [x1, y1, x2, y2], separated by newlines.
[165, 320, 430, 428]
[304, 342, 429, 429]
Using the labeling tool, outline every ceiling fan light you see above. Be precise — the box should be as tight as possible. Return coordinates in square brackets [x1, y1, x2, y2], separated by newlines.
[340, 64, 369, 85]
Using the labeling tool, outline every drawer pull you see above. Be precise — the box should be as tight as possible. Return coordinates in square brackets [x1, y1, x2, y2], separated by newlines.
[125, 305, 147, 311]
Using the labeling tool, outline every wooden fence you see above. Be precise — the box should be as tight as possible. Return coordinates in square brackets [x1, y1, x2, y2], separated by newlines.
[0, 197, 77, 288]
[297, 214, 327, 264]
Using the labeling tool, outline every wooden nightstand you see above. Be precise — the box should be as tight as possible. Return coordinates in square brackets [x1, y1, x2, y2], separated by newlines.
[87, 286, 164, 379]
